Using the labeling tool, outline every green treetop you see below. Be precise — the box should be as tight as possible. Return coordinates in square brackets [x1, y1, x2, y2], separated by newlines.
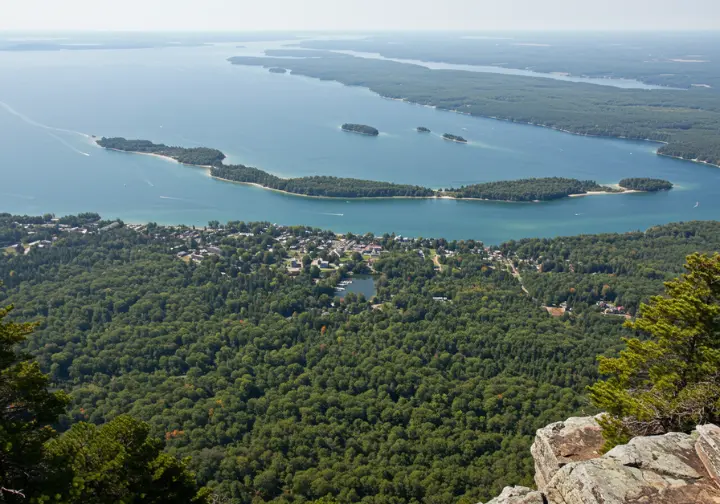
[0, 281, 208, 503]
[40, 415, 210, 504]
[589, 253, 720, 450]
[0, 294, 69, 501]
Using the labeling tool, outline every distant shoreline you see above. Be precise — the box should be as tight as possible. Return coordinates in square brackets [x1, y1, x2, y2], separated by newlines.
[95, 138, 648, 203]
[365, 83, 720, 171]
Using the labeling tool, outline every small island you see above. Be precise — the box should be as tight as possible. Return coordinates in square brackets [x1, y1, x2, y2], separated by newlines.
[95, 137, 671, 202]
[341, 124, 379, 136]
[268, 67, 287, 74]
[96, 137, 225, 166]
[443, 133, 467, 143]
[446, 178, 614, 202]
[618, 178, 673, 192]
[417, 126, 431, 133]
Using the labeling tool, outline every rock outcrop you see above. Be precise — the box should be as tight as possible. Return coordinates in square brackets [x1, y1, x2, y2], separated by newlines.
[546, 431, 720, 503]
[531, 415, 604, 490]
[482, 486, 544, 504]
[697, 424, 720, 489]
[485, 417, 720, 504]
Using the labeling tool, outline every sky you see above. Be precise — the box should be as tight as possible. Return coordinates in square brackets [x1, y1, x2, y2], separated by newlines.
[1, 0, 719, 32]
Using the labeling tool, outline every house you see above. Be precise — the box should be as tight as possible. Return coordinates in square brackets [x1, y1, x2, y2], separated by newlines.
[99, 222, 121, 233]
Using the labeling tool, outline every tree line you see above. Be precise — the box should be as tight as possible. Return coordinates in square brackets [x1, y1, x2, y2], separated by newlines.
[447, 177, 607, 201]
[97, 137, 226, 166]
[618, 177, 673, 191]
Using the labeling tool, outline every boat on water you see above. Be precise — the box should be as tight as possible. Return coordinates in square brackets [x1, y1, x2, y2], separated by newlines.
[695, 201, 700, 208]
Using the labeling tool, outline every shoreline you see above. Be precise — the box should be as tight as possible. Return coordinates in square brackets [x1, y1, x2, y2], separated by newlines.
[95, 139, 647, 203]
[341, 128, 379, 137]
[93, 139, 214, 169]
[657, 152, 720, 170]
[369, 82, 720, 171]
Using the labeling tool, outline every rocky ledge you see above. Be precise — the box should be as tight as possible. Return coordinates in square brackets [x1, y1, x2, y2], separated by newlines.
[482, 417, 720, 504]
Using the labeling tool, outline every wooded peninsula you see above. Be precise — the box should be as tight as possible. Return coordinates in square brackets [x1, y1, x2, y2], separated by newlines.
[96, 137, 671, 201]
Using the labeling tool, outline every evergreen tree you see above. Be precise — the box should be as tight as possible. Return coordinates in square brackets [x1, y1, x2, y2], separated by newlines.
[589, 253, 720, 450]
[0, 290, 68, 501]
[39, 415, 210, 503]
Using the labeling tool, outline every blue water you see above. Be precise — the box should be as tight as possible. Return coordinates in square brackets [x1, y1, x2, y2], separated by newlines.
[0, 42, 717, 243]
[340, 276, 377, 299]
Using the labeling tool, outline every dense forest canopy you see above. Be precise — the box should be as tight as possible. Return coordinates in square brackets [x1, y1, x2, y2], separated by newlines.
[448, 177, 608, 202]
[213, 165, 435, 198]
[617, 178, 673, 191]
[442, 134, 467, 143]
[294, 33, 720, 91]
[228, 52, 720, 166]
[501, 220, 720, 314]
[341, 124, 379, 136]
[1, 213, 718, 503]
[97, 137, 226, 166]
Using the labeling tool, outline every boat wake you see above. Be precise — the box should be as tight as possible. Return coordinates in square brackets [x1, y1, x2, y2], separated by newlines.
[0, 100, 89, 138]
[159, 195, 183, 201]
[320, 212, 344, 217]
[0, 192, 35, 200]
[47, 132, 90, 157]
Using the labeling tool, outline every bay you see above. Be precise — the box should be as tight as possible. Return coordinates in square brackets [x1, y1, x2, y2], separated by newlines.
[0, 42, 717, 244]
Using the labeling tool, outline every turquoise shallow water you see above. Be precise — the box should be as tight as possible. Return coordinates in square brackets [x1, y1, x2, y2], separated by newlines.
[0, 42, 717, 243]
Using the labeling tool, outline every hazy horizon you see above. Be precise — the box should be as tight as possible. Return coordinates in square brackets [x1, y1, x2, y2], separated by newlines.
[2, 0, 719, 32]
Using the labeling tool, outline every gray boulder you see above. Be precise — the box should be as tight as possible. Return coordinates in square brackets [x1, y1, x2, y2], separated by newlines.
[530, 415, 604, 490]
[697, 424, 720, 488]
[481, 486, 544, 504]
[545, 431, 720, 504]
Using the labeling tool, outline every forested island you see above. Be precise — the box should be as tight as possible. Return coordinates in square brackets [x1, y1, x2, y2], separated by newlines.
[448, 177, 613, 202]
[618, 177, 674, 191]
[97, 137, 225, 166]
[341, 123, 379, 136]
[443, 133, 467, 143]
[3, 213, 720, 503]
[213, 164, 435, 198]
[96, 137, 669, 201]
[417, 126, 431, 133]
[229, 53, 720, 166]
